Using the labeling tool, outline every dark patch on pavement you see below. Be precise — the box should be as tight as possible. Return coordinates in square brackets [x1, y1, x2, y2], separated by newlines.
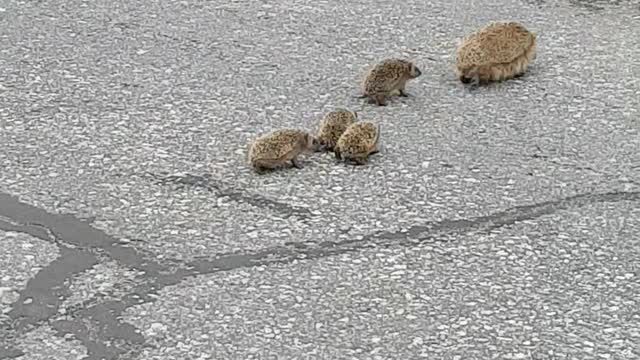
[51, 293, 151, 360]
[0, 216, 99, 359]
[190, 191, 640, 274]
[147, 172, 313, 220]
[1, 190, 639, 359]
[0, 193, 182, 360]
[8, 247, 98, 333]
[0, 347, 22, 360]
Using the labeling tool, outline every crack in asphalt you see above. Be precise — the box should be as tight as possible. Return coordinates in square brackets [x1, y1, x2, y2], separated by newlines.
[0, 189, 639, 359]
[146, 172, 314, 221]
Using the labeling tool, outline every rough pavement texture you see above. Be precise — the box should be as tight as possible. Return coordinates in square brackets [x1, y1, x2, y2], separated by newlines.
[1, 0, 639, 359]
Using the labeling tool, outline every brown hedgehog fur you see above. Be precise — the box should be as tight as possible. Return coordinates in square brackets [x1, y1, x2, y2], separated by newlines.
[455, 21, 536, 85]
[247, 129, 318, 172]
[361, 59, 422, 106]
[334, 121, 380, 165]
[315, 109, 358, 152]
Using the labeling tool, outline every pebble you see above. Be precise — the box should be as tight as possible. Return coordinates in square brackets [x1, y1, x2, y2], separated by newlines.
[148, 322, 168, 333]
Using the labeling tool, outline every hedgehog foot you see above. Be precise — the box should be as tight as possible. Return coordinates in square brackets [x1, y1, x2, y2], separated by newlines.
[471, 75, 481, 86]
[345, 157, 367, 166]
[253, 166, 270, 175]
[291, 158, 303, 169]
[374, 95, 387, 106]
[459, 75, 472, 84]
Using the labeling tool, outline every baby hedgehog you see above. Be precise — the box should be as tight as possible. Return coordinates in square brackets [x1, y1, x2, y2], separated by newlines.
[334, 121, 380, 165]
[360, 58, 422, 106]
[315, 108, 358, 152]
[247, 128, 318, 172]
[455, 21, 536, 85]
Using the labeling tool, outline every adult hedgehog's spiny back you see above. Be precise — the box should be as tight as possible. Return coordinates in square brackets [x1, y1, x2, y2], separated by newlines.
[456, 21, 536, 84]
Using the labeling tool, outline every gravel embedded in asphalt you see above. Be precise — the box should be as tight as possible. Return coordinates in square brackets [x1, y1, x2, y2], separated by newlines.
[121, 200, 640, 359]
[0, 231, 60, 313]
[15, 326, 88, 360]
[0, 0, 638, 261]
[0, 0, 639, 358]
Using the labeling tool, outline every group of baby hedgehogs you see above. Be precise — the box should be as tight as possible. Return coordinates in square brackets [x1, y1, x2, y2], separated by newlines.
[246, 21, 537, 173]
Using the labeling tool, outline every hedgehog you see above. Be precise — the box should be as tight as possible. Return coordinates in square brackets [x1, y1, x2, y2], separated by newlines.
[334, 121, 380, 165]
[360, 58, 422, 106]
[315, 109, 359, 152]
[247, 128, 319, 172]
[455, 21, 536, 85]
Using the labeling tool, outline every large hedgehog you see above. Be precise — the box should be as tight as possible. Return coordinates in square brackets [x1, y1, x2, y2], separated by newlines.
[455, 21, 536, 85]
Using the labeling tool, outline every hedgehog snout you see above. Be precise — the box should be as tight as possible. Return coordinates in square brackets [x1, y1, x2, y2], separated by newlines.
[313, 142, 326, 152]
[310, 137, 323, 152]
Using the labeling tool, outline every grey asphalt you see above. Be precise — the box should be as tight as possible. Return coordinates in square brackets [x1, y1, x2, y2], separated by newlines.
[1, 0, 639, 359]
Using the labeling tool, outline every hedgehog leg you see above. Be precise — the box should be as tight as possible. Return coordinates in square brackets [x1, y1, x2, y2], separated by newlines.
[471, 73, 481, 86]
[398, 82, 411, 97]
[374, 94, 387, 106]
[291, 157, 303, 169]
[512, 71, 526, 79]
[462, 66, 482, 86]
[459, 75, 472, 84]
[353, 157, 367, 166]
[252, 164, 269, 175]
[314, 143, 328, 153]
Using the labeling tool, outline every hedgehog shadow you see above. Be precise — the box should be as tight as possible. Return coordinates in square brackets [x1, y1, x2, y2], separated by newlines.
[313, 147, 382, 168]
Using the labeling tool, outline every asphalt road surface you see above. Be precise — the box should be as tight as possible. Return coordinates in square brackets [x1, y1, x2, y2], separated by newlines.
[1, 0, 640, 359]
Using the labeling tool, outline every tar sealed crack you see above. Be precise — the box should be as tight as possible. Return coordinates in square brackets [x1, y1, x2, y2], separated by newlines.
[1, 189, 638, 359]
[146, 171, 313, 220]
